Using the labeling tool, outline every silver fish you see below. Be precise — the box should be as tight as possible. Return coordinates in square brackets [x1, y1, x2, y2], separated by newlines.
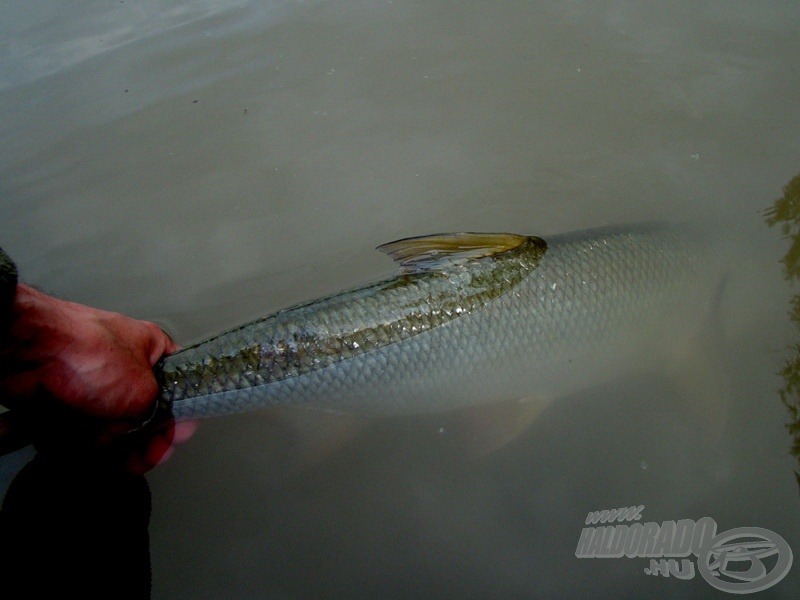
[157, 223, 713, 421]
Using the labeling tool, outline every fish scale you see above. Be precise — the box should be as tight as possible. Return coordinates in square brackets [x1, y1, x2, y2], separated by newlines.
[156, 223, 709, 420]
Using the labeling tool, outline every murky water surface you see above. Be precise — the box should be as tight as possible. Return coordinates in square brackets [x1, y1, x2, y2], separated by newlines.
[2, 2, 799, 598]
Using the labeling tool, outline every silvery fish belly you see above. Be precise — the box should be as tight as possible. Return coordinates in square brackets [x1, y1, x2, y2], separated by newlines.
[158, 224, 711, 420]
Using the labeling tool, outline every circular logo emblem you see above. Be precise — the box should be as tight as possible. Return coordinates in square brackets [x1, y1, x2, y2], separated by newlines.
[697, 527, 793, 594]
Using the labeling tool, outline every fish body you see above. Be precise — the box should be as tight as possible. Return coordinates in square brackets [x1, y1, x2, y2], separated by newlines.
[158, 223, 712, 420]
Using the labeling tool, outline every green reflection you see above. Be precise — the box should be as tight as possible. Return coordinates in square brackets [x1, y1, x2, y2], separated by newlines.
[764, 172, 800, 489]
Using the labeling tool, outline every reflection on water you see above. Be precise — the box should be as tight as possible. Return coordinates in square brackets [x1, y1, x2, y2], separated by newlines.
[765, 171, 800, 490]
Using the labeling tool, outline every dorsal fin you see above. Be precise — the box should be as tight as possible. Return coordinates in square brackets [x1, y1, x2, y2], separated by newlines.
[377, 232, 533, 272]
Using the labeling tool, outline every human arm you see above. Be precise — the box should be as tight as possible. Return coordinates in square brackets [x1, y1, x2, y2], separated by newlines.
[0, 247, 193, 470]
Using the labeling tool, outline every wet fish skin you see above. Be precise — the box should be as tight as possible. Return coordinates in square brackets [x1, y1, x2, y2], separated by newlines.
[157, 223, 709, 420]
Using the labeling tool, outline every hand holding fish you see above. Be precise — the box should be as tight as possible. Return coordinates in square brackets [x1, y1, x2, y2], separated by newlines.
[0, 282, 194, 471]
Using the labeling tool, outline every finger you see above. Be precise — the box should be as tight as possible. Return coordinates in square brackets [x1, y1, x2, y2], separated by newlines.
[126, 452, 153, 475]
[173, 419, 199, 444]
[141, 321, 179, 365]
[125, 427, 171, 474]
[145, 432, 174, 467]
[161, 328, 180, 355]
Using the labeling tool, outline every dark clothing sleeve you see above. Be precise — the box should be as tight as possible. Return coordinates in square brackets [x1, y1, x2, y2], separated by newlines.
[0, 449, 153, 599]
[0, 246, 19, 337]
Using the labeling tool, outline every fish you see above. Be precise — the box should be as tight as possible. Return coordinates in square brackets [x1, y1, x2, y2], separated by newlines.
[156, 223, 717, 422]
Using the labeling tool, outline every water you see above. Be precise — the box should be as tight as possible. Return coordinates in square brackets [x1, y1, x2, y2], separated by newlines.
[1, 1, 799, 598]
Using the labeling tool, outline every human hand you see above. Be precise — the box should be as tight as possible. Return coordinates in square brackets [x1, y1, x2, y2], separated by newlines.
[0, 283, 195, 470]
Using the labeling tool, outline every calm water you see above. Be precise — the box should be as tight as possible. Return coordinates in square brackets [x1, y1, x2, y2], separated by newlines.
[2, 2, 799, 598]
